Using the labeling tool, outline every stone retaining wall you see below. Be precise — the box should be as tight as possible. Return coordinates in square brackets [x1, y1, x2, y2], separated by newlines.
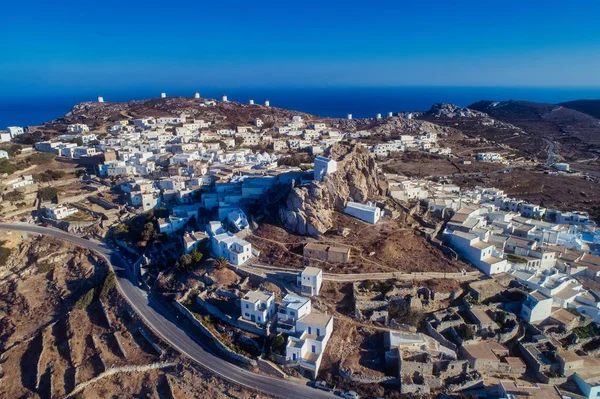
[173, 301, 257, 366]
[425, 321, 457, 352]
[339, 364, 399, 385]
[139, 327, 163, 356]
[257, 356, 286, 378]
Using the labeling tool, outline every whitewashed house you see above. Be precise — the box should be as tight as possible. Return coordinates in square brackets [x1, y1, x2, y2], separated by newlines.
[241, 290, 275, 325]
[344, 201, 382, 224]
[43, 204, 78, 220]
[211, 233, 252, 266]
[313, 156, 337, 182]
[297, 267, 323, 296]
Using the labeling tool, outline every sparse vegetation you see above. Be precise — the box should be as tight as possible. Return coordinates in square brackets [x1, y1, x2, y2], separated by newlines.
[33, 170, 65, 182]
[0, 241, 11, 267]
[75, 287, 96, 310]
[388, 301, 425, 327]
[38, 187, 60, 201]
[100, 272, 116, 299]
[27, 152, 55, 165]
[507, 254, 527, 264]
[573, 323, 600, 339]
[213, 256, 228, 269]
[271, 333, 288, 356]
[4, 190, 25, 202]
[37, 261, 54, 274]
[0, 159, 23, 174]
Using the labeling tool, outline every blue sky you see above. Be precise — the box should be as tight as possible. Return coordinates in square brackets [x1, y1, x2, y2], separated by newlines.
[1, 0, 600, 97]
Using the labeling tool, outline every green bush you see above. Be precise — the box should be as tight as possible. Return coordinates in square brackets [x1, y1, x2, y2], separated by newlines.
[4, 190, 25, 202]
[75, 288, 96, 310]
[34, 170, 65, 182]
[100, 272, 116, 299]
[0, 159, 22, 174]
[507, 254, 527, 264]
[271, 334, 288, 356]
[573, 324, 600, 339]
[38, 187, 59, 201]
[37, 262, 54, 274]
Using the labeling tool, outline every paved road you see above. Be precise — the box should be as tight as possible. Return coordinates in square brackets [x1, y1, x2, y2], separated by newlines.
[0, 223, 334, 399]
[543, 137, 558, 167]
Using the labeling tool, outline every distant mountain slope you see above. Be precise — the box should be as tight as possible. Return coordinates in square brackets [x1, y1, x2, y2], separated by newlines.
[468, 100, 600, 160]
[558, 99, 600, 119]
[416, 103, 544, 159]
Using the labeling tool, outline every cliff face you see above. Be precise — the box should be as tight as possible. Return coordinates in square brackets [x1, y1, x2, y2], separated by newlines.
[279, 144, 384, 237]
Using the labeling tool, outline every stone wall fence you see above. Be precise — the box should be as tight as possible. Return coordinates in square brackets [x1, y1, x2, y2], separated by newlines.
[173, 300, 257, 366]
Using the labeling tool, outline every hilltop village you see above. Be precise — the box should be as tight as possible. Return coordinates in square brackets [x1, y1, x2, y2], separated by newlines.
[1, 94, 600, 398]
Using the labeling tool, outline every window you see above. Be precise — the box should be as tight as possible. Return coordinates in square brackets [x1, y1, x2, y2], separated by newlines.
[308, 326, 311, 334]
[245, 304, 249, 309]
[317, 328, 320, 336]
[312, 345, 316, 353]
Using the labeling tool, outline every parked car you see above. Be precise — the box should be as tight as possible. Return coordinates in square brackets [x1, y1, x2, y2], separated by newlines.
[341, 391, 359, 399]
[312, 381, 332, 392]
[40, 222, 49, 227]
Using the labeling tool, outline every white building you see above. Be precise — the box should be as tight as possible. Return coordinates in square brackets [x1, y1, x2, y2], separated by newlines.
[521, 291, 553, 323]
[285, 308, 334, 378]
[297, 267, 323, 297]
[0, 150, 8, 159]
[7, 126, 24, 137]
[241, 290, 276, 326]
[43, 204, 78, 220]
[130, 191, 161, 211]
[227, 208, 249, 231]
[211, 233, 252, 266]
[553, 163, 570, 172]
[183, 231, 207, 253]
[447, 231, 509, 275]
[6, 175, 34, 189]
[313, 156, 337, 182]
[67, 124, 90, 133]
[73, 147, 98, 158]
[477, 153, 501, 162]
[277, 294, 312, 331]
[157, 216, 188, 235]
[344, 201, 382, 224]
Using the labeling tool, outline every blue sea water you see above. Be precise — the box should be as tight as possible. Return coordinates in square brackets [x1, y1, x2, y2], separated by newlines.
[1, 86, 600, 129]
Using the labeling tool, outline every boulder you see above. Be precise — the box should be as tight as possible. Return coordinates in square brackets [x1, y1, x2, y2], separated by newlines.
[279, 143, 385, 237]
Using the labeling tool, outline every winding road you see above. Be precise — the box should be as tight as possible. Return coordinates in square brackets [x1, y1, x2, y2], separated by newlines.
[0, 223, 334, 399]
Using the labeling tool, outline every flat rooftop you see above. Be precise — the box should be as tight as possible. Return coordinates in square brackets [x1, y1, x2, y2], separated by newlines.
[301, 267, 322, 277]
[298, 311, 332, 328]
[243, 290, 272, 303]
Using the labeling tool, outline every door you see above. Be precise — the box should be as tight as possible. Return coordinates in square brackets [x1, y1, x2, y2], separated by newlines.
[251, 315, 255, 322]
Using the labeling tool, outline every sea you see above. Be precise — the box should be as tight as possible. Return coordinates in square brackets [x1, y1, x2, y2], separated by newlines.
[1, 86, 600, 129]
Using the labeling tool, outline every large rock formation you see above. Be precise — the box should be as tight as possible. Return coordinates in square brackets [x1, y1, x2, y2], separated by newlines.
[426, 103, 488, 118]
[279, 144, 385, 237]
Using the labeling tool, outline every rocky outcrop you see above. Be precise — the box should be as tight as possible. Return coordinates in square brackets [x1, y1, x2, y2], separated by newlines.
[279, 144, 385, 237]
[427, 103, 488, 118]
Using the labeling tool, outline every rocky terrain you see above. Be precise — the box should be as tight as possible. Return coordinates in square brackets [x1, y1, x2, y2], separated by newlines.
[279, 143, 386, 237]
[0, 232, 269, 399]
[468, 100, 600, 160]
[416, 103, 539, 159]
[54, 97, 316, 132]
[426, 103, 488, 119]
